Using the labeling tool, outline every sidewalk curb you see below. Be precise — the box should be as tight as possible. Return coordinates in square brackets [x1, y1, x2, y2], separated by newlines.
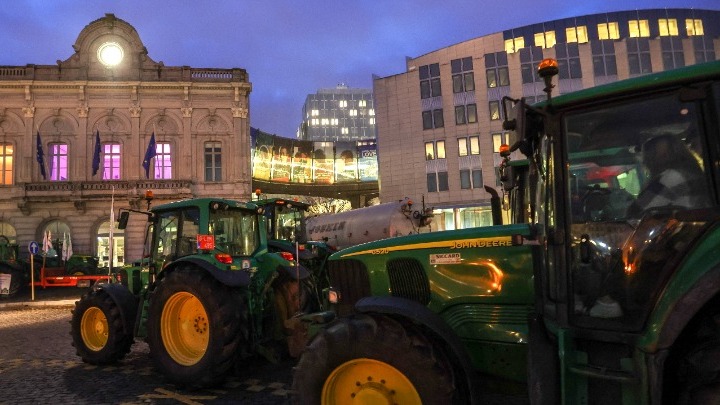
[0, 299, 77, 310]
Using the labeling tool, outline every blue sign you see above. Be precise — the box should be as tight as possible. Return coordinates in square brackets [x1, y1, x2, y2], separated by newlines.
[29, 241, 39, 255]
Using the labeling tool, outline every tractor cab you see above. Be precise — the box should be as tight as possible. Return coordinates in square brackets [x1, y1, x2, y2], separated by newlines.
[507, 59, 720, 403]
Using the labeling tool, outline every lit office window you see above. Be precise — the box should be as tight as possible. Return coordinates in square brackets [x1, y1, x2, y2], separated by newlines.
[0, 143, 13, 185]
[154, 142, 172, 180]
[425, 142, 435, 160]
[504, 36, 524, 53]
[436, 140, 446, 159]
[566, 26, 588, 43]
[358, 100, 367, 107]
[469, 136, 479, 155]
[321, 118, 329, 126]
[102, 143, 121, 180]
[331, 118, 338, 125]
[204, 141, 222, 182]
[341, 127, 349, 134]
[339, 100, 347, 108]
[492, 132, 510, 153]
[659, 19, 679, 36]
[369, 118, 375, 125]
[49, 143, 68, 181]
[349, 109, 358, 117]
[629, 19, 650, 38]
[686, 19, 704, 36]
[534, 31, 556, 49]
[369, 109, 375, 116]
[598, 22, 620, 40]
[458, 138, 468, 157]
[311, 109, 319, 116]
[458, 136, 480, 156]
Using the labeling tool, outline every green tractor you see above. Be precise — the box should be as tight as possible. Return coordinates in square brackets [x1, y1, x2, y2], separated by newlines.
[70, 197, 314, 387]
[0, 236, 25, 298]
[255, 197, 335, 308]
[293, 59, 720, 404]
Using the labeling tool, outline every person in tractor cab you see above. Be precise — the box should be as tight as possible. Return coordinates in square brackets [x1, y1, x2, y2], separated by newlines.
[626, 134, 709, 217]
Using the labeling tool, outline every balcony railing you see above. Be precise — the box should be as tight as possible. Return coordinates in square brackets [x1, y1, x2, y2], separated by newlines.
[24, 179, 193, 199]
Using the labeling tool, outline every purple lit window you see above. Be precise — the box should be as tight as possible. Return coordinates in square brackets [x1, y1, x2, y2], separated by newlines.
[154, 143, 172, 179]
[49, 143, 68, 181]
[102, 143, 122, 180]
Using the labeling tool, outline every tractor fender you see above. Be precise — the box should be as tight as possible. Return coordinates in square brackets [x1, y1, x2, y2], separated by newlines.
[164, 257, 251, 287]
[355, 296, 481, 405]
[95, 283, 139, 336]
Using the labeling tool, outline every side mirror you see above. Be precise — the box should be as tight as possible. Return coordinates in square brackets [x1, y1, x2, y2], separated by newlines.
[501, 163, 517, 192]
[118, 211, 130, 230]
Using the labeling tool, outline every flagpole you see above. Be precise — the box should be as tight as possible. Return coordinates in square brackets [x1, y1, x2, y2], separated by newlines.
[109, 186, 115, 277]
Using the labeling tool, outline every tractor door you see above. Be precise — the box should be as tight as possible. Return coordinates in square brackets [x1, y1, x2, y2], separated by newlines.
[540, 80, 720, 403]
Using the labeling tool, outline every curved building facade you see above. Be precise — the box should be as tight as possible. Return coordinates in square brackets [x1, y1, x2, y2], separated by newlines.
[373, 8, 720, 230]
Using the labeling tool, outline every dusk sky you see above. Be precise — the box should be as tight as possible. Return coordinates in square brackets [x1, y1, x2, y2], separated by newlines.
[2, 1, 718, 138]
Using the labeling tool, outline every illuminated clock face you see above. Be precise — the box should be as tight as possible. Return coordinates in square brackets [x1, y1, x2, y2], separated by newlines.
[97, 42, 124, 67]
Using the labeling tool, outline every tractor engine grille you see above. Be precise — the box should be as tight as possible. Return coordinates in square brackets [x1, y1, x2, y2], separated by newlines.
[387, 258, 431, 305]
[328, 259, 370, 317]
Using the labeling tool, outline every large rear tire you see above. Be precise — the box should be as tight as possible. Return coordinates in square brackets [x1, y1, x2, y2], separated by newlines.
[292, 313, 457, 404]
[70, 290, 134, 364]
[0, 265, 25, 299]
[147, 267, 244, 388]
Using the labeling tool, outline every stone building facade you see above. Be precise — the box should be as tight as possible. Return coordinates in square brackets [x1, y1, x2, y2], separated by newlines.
[0, 14, 251, 266]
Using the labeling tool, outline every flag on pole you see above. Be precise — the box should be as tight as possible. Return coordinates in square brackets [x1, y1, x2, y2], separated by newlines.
[62, 232, 73, 262]
[92, 130, 101, 176]
[142, 132, 157, 179]
[36, 131, 47, 179]
[42, 230, 52, 255]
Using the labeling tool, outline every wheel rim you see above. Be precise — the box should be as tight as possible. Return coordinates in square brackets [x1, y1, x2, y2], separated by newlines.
[322, 358, 421, 404]
[80, 306, 108, 351]
[160, 291, 209, 366]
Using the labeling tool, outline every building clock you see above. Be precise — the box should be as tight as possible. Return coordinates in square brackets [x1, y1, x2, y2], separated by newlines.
[97, 42, 124, 67]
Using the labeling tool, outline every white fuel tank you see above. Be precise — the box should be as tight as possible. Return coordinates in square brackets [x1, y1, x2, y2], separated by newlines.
[305, 199, 431, 249]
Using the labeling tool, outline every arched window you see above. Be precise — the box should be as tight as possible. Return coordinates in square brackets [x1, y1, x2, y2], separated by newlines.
[0, 222, 17, 243]
[97, 220, 124, 269]
[42, 220, 71, 258]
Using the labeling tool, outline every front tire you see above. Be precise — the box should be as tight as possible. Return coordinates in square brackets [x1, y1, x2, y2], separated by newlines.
[70, 290, 134, 364]
[147, 267, 244, 388]
[292, 314, 457, 404]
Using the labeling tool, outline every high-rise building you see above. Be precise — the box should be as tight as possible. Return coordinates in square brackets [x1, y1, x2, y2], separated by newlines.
[373, 8, 720, 230]
[0, 14, 251, 264]
[298, 84, 375, 142]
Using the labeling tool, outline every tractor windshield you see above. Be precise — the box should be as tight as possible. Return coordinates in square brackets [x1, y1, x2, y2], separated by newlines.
[268, 204, 307, 243]
[209, 208, 260, 256]
[563, 91, 713, 329]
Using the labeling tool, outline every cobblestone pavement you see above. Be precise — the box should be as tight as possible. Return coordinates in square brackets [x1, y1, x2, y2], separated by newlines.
[0, 304, 294, 404]
[1, 287, 530, 405]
